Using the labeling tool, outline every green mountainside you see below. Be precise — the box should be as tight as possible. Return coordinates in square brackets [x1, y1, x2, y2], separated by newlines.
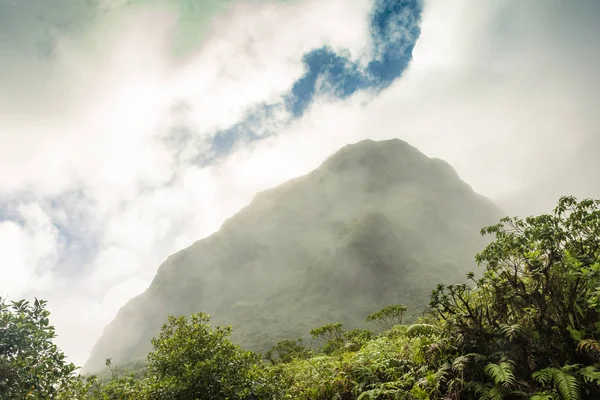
[83, 138, 501, 373]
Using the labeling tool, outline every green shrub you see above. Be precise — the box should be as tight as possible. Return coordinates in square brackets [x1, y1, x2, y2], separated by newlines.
[0, 297, 78, 399]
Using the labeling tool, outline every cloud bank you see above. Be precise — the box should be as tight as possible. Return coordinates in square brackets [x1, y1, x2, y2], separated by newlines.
[0, 0, 598, 365]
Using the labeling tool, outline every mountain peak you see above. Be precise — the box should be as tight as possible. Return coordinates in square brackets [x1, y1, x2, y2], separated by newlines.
[316, 138, 470, 197]
[321, 138, 427, 174]
[84, 139, 500, 373]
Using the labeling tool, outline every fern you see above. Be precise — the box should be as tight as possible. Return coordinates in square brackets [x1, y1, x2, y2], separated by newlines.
[446, 377, 467, 397]
[452, 353, 487, 373]
[533, 368, 554, 386]
[578, 365, 600, 385]
[484, 361, 516, 388]
[530, 393, 558, 400]
[577, 339, 600, 362]
[470, 382, 507, 400]
[533, 368, 581, 400]
[452, 355, 470, 373]
[488, 385, 507, 400]
[498, 323, 524, 340]
[471, 382, 491, 397]
[406, 323, 441, 338]
[420, 363, 450, 395]
[356, 380, 412, 400]
[553, 370, 580, 400]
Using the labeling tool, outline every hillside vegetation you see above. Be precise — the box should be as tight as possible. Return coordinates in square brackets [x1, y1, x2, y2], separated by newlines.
[84, 139, 500, 373]
[3, 196, 600, 399]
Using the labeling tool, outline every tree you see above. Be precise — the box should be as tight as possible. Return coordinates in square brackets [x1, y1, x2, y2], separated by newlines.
[310, 322, 345, 354]
[265, 339, 310, 365]
[142, 313, 276, 400]
[0, 297, 77, 399]
[366, 304, 407, 330]
[430, 196, 600, 399]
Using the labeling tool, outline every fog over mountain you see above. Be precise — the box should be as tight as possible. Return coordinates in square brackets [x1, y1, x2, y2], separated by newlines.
[0, 0, 598, 367]
[84, 138, 501, 372]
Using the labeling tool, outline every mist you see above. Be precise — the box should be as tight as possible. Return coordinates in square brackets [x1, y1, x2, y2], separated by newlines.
[0, 0, 599, 367]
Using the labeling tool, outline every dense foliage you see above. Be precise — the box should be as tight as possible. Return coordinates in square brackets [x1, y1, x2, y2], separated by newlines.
[5, 196, 600, 399]
[143, 313, 277, 400]
[0, 298, 78, 399]
[427, 196, 600, 399]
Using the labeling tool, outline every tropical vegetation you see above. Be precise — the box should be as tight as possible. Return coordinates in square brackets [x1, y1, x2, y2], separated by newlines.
[3, 196, 600, 399]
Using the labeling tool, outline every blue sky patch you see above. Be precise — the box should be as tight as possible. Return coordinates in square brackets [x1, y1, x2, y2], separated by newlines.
[210, 0, 422, 155]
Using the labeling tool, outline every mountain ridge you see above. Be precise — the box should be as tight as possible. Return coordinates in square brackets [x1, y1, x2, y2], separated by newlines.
[84, 138, 502, 373]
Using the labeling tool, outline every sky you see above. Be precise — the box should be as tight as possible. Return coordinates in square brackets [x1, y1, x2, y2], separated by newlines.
[0, 0, 599, 366]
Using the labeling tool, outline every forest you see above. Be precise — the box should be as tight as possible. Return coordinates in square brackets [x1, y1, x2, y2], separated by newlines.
[3, 195, 600, 400]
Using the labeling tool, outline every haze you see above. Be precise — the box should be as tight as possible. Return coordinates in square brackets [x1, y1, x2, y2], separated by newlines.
[0, 0, 598, 366]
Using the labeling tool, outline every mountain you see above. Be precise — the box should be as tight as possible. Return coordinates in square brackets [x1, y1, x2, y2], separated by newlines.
[83, 138, 502, 373]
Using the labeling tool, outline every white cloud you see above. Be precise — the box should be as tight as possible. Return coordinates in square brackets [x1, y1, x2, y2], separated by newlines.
[170, 0, 373, 132]
[45, 276, 151, 370]
[0, 204, 60, 296]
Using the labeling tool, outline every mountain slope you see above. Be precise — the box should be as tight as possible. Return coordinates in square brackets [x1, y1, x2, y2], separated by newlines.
[83, 138, 501, 373]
